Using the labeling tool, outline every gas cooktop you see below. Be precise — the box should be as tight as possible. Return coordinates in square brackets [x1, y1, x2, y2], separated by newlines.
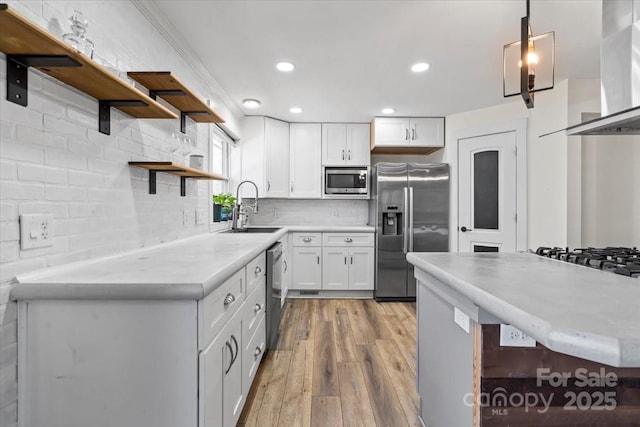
[535, 246, 640, 278]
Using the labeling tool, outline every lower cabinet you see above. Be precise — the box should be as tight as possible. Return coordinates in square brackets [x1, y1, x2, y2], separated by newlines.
[291, 232, 374, 291]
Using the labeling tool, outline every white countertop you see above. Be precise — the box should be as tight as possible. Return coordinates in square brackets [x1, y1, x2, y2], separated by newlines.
[11, 225, 374, 301]
[406, 252, 640, 367]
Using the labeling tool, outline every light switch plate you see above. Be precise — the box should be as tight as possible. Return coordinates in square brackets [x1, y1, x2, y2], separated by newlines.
[453, 307, 470, 334]
[195, 209, 205, 225]
[20, 214, 54, 250]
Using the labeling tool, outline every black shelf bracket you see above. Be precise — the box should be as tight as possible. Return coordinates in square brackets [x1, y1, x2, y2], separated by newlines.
[146, 170, 187, 197]
[6, 55, 81, 106]
[149, 89, 185, 100]
[98, 100, 148, 135]
[180, 111, 209, 133]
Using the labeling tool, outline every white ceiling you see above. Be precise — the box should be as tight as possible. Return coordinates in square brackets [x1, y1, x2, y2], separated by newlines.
[150, 0, 602, 123]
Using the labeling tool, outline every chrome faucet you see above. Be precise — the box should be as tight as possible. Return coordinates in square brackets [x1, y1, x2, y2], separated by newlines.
[231, 180, 259, 231]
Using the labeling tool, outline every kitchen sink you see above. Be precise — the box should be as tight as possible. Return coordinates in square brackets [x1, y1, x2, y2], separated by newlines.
[223, 227, 282, 233]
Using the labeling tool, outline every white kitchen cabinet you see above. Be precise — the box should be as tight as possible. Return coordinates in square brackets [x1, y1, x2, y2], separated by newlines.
[236, 116, 289, 198]
[371, 117, 444, 153]
[322, 246, 374, 291]
[289, 123, 322, 198]
[292, 247, 322, 289]
[322, 123, 370, 166]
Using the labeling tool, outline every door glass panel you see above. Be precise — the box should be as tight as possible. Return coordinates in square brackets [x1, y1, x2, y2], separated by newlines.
[474, 245, 499, 252]
[473, 150, 499, 230]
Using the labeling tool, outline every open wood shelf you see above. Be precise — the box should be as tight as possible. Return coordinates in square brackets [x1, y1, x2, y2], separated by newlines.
[128, 161, 228, 197]
[0, 4, 178, 134]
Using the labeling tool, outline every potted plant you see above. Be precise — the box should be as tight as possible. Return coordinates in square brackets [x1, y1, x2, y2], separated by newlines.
[212, 193, 236, 222]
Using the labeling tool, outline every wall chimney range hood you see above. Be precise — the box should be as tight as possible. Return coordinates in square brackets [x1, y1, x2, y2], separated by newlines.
[567, 0, 639, 136]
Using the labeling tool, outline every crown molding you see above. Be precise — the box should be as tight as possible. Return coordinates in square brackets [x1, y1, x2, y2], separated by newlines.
[131, 0, 243, 120]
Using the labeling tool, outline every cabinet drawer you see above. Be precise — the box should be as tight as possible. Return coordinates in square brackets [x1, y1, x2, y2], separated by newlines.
[198, 268, 245, 350]
[244, 277, 266, 341]
[243, 314, 266, 393]
[322, 232, 374, 247]
[246, 252, 266, 296]
[292, 232, 322, 246]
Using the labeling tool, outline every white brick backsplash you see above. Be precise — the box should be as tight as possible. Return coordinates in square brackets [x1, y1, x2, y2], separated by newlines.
[0, 101, 44, 130]
[68, 203, 100, 218]
[0, 182, 44, 201]
[0, 204, 17, 222]
[68, 170, 104, 188]
[0, 285, 10, 307]
[0, 322, 16, 348]
[0, 243, 19, 264]
[87, 158, 122, 175]
[18, 202, 68, 219]
[43, 132, 67, 149]
[0, 120, 16, 140]
[45, 185, 87, 202]
[0, 163, 17, 180]
[44, 148, 88, 170]
[0, 303, 16, 327]
[0, 140, 44, 164]
[67, 105, 99, 128]
[68, 138, 104, 158]
[55, 218, 90, 236]
[15, 124, 44, 145]
[43, 114, 89, 139]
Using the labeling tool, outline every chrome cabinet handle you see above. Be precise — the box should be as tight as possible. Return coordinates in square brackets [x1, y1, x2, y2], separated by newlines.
[409, 187, 414, 252]
[403, 187, 409, 255]
[303, 237, 312, 243]
[225, 341, 234, 374]
[344, 238, 353, 243]
[254, 303, 262, 313]
[344, 256, 347, 265]
[290, 182, 294, 193]
[283, 260, 288, 272]
[342, 149, 345, 160]
[411, 128, 416, 140]
[230, 335, 239, 367]
[405, 129, 409, 140]
[317, 255, 320, 264]
[348, 149, 351, 160]
[350, 256, 353, 265]
[224, 293, 235, 306]
[254, 344, 264, 358]
[267, 180, 271, 191]
[254, 266, 262, 276]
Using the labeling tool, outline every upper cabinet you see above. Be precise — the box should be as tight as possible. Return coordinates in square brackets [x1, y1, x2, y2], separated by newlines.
[290, 123, 322, 198]
[236, 116, 289, 198]
[322, 123, 370, 166]
[370, 117, 445, 154]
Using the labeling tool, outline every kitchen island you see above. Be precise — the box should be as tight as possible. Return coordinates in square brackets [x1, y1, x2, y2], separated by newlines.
[407, 252, 640, 427]
[10, 225, 373, 427]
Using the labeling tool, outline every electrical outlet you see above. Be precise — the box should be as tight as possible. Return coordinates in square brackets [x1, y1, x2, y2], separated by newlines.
[499, 324, 536, 347]
[20, 214, 54, 250]
[195, 209, 205, 225]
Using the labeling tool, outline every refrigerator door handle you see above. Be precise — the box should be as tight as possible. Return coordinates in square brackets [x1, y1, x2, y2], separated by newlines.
[409, 187, 414, 252]
[403, 187, 409, 254]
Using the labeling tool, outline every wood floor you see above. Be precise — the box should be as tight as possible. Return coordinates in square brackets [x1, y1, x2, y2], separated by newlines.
[238, 299, 419, 427]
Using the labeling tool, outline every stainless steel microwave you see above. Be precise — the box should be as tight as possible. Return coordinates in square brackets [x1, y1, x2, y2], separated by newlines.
[324, 167, 369, 197]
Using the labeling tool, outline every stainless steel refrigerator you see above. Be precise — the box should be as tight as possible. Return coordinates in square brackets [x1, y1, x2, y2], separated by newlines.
[369, 163, 449, 301]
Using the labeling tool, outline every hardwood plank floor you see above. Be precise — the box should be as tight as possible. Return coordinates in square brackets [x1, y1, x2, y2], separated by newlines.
[238, 299, 418, 427]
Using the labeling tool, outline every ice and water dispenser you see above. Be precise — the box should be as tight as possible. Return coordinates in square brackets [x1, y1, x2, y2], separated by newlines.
[382, 205, 403, 235]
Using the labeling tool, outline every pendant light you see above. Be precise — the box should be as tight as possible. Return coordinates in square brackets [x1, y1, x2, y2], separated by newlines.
[503, 0, 555, 109]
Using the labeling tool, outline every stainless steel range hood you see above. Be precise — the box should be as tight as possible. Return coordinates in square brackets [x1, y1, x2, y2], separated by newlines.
[567, 0, 640, 136]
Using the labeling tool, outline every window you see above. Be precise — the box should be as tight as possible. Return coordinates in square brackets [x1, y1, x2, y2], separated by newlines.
[210, 125, 230, 195]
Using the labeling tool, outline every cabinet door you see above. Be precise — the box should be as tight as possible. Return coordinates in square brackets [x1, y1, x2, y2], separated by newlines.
[223, 315, 244, 427]
[346, 123, 370, 165]
[410, 117, 444, 147]
[282, 249, 291, 298]
[372, 117, 410, 146]
[264, 118, 290, 197]
[292, 247, 322, 289]
[348, 247, 374, 290]
[290, 123, 322, 198]
[237, 116, 266, 198]
[199, 332, 225, 427]
[322, 247, 349, 290]
[322, 123, 347, 165]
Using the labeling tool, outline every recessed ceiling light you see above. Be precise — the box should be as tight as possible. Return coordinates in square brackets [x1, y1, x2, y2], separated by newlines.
[242, 98, 261, 109]
[381, 108, 395, 114]
[290, 107, 303, 114]
[276, 62, 295, 72]
[411, 62, 430, 72]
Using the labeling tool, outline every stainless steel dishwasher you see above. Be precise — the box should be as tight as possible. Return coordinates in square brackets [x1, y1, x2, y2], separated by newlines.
[266, 242, 283, 349]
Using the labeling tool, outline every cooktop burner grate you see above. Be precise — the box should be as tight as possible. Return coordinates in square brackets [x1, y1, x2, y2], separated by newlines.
[534, 246, 640, 278]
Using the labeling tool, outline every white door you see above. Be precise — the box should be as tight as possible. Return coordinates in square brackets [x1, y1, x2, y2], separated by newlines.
[264, 118, 290, 198]
[348, 247, 374, 290]
[290, 124, 322, 198]
[322, 123, 347, 165]
[410, 118, 444, 147]
[223, 314, 244, 427]
[292, 247, 322, 289]
[322, 247, 349, 290]
[346, 124, 371, 165]
[458, 131, 517, 252]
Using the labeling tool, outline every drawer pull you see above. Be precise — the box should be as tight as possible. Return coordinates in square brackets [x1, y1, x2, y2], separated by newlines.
[254, 266, 262, 276]
[254, 345, 263, 357]
[254, 303, 262, 313]
[344, 238, 353, 243]
[303, 237, 312, 243]
[224, 293, 236, 306]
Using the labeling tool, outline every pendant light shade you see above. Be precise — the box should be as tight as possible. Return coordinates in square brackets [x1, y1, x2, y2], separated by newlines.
[503, 0, 555, 108]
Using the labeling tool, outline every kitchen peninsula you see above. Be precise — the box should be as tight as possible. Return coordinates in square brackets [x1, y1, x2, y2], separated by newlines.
[408, 252, 640, 426]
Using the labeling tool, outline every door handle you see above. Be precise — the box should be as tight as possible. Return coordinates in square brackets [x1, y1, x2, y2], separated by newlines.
[411, 128, 416, 140]
[344, 238, 353, 243]
[303, 237, 312, 243]
[290, 182, 294, 193]
[267, 180, 271, 192]
[409, 187, 414, 252]
[223, 293, 235, 306]
[283, 260, 288, 272]
[350, 256, 353, 265]
[254, 344, 264, 358]
[254, 265, 262, 276]
[460, 226, 472, 232]
[403, 187, 409, 254]
[405, 129, 409, 140]
[348, 149, 351, 160]
[225, 341, 234, 374]
[317, 255, 320, 264]
[254, 303, 262, 313]
[344, 256, 347, 265]
[230, 334, 239, 367]
[342, 149, 345, 160]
